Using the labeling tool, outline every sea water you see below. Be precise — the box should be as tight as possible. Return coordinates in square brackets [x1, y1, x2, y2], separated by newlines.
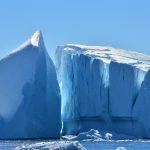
[1, 140, 150, 150]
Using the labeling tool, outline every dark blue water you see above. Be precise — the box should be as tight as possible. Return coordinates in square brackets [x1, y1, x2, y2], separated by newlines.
[81, 140, 150, 150]
[1, 140, 150, 150]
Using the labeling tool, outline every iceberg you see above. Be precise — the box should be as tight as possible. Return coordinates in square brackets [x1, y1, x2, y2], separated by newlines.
[55, 44, 150, 138]
[0, 31, 61, 139]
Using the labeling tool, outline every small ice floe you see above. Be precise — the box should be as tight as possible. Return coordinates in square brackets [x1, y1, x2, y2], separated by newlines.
[116, 147, 127, 150]
[104, 133, 113, 140]
[15, 141, 86, 150]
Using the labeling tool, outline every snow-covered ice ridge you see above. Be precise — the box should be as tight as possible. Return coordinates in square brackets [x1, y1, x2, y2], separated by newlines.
[55, 44, 150, 138]
[0, 31, 61, 139]
[64, 44, 150, 71]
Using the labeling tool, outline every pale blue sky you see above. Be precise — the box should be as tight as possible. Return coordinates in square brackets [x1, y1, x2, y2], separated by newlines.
[0, 0, 150, 60]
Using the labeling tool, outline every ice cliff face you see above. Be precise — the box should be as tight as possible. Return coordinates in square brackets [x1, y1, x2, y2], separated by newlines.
[0, 31, 61, 139]
[55, 44, 150, 138]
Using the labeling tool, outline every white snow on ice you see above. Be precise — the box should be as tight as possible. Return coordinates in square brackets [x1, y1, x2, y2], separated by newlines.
[64, 44, 150, 71]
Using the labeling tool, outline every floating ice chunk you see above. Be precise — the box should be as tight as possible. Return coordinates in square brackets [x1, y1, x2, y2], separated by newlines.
[104, 133, 112, 140]
[15, 141, 86, 150]
[116, 147, 127, 150]
[75, 129, 102, 141]
[63, 129, 102, 141]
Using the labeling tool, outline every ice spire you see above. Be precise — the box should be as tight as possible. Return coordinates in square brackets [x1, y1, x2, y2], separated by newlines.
[31, 30, 45, 48]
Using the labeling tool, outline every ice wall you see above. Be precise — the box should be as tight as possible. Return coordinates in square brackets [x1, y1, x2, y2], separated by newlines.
[109, 62, 145, 118]
[132, 70, 150, 137]
[0, 31, 61, 139]
[56, 44, 150, 138]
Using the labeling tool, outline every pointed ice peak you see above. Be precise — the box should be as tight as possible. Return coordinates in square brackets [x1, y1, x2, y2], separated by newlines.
[31, 30, 44, 47]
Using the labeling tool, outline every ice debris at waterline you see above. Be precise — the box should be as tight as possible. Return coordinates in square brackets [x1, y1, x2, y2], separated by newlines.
[116, 147, 127, 150]
[15, 141, 86, 150]
[62, 129, 114, 142]
[0, 31, 61, 139]
[62, 129, 102, 141]
[55, 44, 150, 138]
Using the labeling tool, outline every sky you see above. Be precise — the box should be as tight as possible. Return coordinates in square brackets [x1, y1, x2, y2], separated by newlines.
[0, 0, 150, 61]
